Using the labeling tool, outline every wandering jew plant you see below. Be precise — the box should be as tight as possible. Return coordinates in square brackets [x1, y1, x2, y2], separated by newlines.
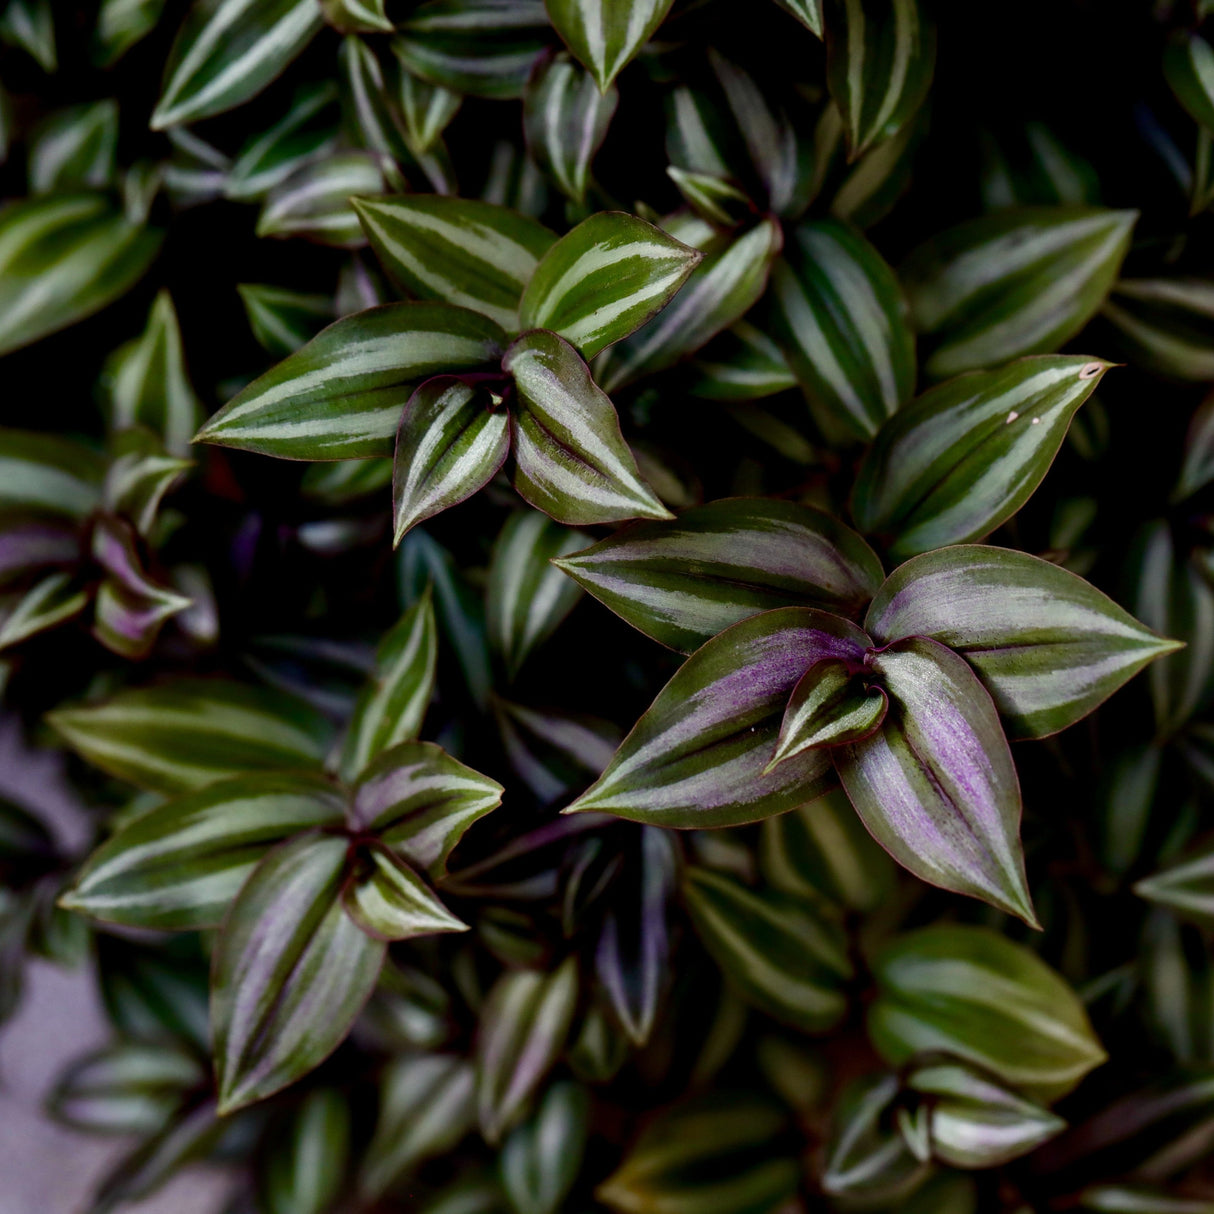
[2, 1, 1214, 1212]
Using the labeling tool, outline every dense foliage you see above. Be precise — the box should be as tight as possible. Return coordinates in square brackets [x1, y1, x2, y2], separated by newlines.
[3, 0, 1214, 1211]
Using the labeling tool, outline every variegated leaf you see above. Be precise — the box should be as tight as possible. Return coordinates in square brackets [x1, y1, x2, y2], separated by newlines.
[769, 218, 915, 442]
[151, 0, 324, 130]
[322, 0, 393, 33]
[392, 378, 511, 543]
[565, 607, 867, 828]
[47, 679, 333, 794]
[769, 657, 887, 767]
[851, 355, 1109, 562]
[212, 833, 385, 1113]
[1164, 31, 1214, 135]
[772, 0, 822, 34]
[397, 70, 462, 155]
[545, 0, 674, 91]
[28, 100, 119, 194]
[688, 321, 797, 402]
[866, 545, 1181, 739]
[1101, 278, 1214, 382]
[825, 0, 935, 159]
[238, 283, 333, 357]
[195, 304, 508, 461]
[902, 206, 1136, 380]
[518, 212, 701, 359]
[257, 151, 387, 248]
[0, 0, 56, 71]
[500, 1081, 589, 1214]
[0, 193, 161, 358]
[341, 842, 468, 940]
[487, 510, 586, 678]
[504, 329, 672, 525]
[554, 497, 883, 653]
[62, 773, 346, 930]
[524, 52, 618, 204]
[683, 866, 852, 1032]
[835, 637, 1035, 924]
[0, 572, 89, 650]
[0, 428, 104, 519]
[356, 194, 557, 330]
[1135, 839, 1214, 925]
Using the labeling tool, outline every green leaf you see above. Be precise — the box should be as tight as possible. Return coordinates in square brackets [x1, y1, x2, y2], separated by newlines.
[1135, 839, 1214, 925]
[852, 355, 1109, 562]
[688, 320, 798, 402]
[902, 206, 1136, 380]
[1101, 278, 1214, 382]
[359, 1054, 477, 1200]
[1164, 32, 1214, 135]
[760, 787, 897, 913]
[0, 428, 104, 519]
[0, 0, 55, 71]
[597, 1094, 799, 1214]
[339, 35, 416, 174]
[518, 212, 701, 359]
[393, 0, 552, 100]
[224, 83, 338, 202]
[822, 1075, 926, 1203]
[566, 607, 867, 828]
[392, 378, 512, 544]
[258, 151, 388, 248]
[666, 167, 755, 228]
[0, 193, 161, 358]
[260, 1088, 350, 1214]
[151, 0, 324, 130]
[683, 866, 851, 1032]
[348, 740, 504, 878]
[902, 1061, 1065, 1168]
[554, 498, 883, 654]
[342, 842, 468, 940]
[476, 956, 578, 1143]
[1080, 1185, 1214, 1214]
[978, 123, 1101, 211]
[397, 71, 462, 156]
[322, 0, 393, 33]
[340, 591, 438, 782]
[28, 100, 119, 194]
[212, 833, 385, 1113]
[62, 772, 345, 930]
[769, 657, 887, 767]
[0, 573, 89, 650]
[196, 303, 508, 461]
[825, 0, 935, 158]
[866, 545, 1181, 739]
[1177, 395, 1214, 501]
[238, 283, 334, 358]
[869, 925, 1107, 1101]
[47, 679, 333, 795]
[356, 195, 557, 331]
[487, 510, 586, 678]
[48, 1042, 203, 1135]
[772, 0, 822, 34]
[835, 636, 1035, 923]
[769, 217, 915, 442]
[500, 1081, 590, 1214]
[94, 0, 166, 65]
[596, 217, 783, 391]
[524, 53, 618, 204]
[104, 291, 202, 457]
[503, 329, 672, 525]
[545, 0, 674, 91]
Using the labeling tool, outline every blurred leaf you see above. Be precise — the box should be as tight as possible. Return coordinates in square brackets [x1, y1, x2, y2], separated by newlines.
[852, 355, 1109, 562]
[94, 0, 166, 65]
[238, 283, 333, 358]
[772, 0, 822, 34]
[258, 151, 387, 247]
[567, 608, 863, 827]
[902, 206, 1135, 380]
[0, 572, 89, 650]
[979, 123, 1100, 210]
[688, 321, 797, 402]
[500, 1080, 590, 1214]
[1102, 279, 1214, 382]
[28, 100, 118, 194]
[48, 679, 333, 794]
[225, 83, 338, 202]
[476, 957, 578, 1143]
[823, 1074, 926, 1202]
[545, 0, 673, 91]
[869, 925, 1107, 1101]
[322, 0, 392, 33]
[1136, 839, 1214, 926]
[212, 833, 385, 1113]
[398, 70, 461, 155]
[260, 1089, 349, 1214]
[1165, 32, 1214, 135]
[151, 0, 324, 129]
[504, 329, 673, 525]
[0, 0, 55, 70]
[196, 303, 508, 460]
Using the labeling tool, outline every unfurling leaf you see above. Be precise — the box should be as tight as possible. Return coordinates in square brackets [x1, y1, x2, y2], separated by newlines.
[901, 206, 1135, 380]
[341, 842, 468, 940]
[544, 0, 675, 92]
[683, 866, 851, 1032]
[518, 211, 701, 359]
[769, 657, 887, 767]
[195, 304, 508, 461]
[212, 833, 385, 1113]
[852, 355, 1109, 561]
[835, 637, 1036, 924]
[869, 925, 1107, 1100]
[504, 329, 672, 525]
[566, 608, 866, 828]
[866, 545, 1181, 739]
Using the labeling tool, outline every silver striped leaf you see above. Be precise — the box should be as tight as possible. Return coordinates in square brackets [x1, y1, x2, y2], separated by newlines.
[688, 321, 797, 402]
[237, 283, 334, 358]
[257, 150, 388, 248]
[1165, 31, 1214, 135]
[195, 303, 508, 462]
[321, 0, 393, 34]
[28, 100, 119, 194]
[1102, 278, 1214, 382]
[0, 0, 55, 71]
[545, 0, 675, 91]
[524, 52, 618, 204]
[503, 329, 672, 526]
[341, 842, 468, 941]
[0, 428, 104, 519]
[151, 0, 324, 130]
[397, 69, 462, 155]
[771, 0, 822, 34]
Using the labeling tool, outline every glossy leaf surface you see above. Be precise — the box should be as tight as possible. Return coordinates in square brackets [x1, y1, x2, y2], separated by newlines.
[544, 0, 674, 91]
[852, 355, 1109, 561]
